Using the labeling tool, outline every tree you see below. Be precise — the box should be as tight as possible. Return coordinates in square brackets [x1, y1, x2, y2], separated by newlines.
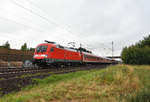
[0, 41, 10, 49]
[4, 41, 10, 49]
[121, 35, 150, 65]
[21, 43, 28, 51]
[29, 48, 35, 51]
[136, 35, 150, 48]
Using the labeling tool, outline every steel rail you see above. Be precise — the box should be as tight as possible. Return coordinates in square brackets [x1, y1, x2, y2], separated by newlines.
[0, 64, 110, 79]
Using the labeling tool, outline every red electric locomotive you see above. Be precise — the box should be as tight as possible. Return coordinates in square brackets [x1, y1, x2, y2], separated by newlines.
[33, 40, 112, 67]
[33, 40, 82, 66]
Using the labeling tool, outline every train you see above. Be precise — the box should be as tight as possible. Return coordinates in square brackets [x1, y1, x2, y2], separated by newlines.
[33, 40, 114, 67]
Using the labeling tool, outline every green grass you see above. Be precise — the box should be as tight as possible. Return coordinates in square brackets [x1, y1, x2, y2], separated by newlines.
[0, 65, 150, 102]
[126, 90, 150, 102]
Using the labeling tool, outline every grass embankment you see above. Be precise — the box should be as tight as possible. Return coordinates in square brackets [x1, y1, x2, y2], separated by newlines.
[0, 65, 150, 102]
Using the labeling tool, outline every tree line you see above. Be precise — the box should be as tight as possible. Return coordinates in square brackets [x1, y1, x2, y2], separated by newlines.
[121, 35, 150, 65]
[0, 41, 35, 51]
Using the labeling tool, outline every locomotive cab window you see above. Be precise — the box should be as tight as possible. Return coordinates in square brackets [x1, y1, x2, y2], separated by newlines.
[36, 45, 48, 53]
[50, 47, 54, 52]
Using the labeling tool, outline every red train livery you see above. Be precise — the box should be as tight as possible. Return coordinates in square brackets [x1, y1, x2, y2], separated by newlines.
[33, 41, 112, 66]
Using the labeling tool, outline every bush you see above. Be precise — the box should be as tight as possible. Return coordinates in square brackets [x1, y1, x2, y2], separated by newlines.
[121, 35, 150, 65]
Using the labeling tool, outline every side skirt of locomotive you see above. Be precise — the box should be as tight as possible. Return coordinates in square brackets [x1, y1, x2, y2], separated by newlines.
[33, 58, 82, 67]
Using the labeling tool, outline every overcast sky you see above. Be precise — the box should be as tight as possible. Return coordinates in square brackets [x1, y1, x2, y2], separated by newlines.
[0, 0, 150, 56]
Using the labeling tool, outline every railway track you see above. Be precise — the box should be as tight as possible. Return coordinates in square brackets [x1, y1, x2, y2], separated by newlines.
[0, 67, 42, 73]
[0, 64, 109, 79]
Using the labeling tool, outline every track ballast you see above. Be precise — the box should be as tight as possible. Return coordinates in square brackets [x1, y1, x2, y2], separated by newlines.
[0, 64, 110, 79]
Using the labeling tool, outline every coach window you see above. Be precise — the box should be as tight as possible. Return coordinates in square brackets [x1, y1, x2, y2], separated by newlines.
[50, 47, 54, 52]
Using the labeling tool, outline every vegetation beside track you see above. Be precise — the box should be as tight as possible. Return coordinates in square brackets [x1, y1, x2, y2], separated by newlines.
[121, 35, 150, 65]
[0, 65, 150, 102]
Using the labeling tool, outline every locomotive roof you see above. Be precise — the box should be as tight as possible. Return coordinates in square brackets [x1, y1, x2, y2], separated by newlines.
[38, 42, 93, 53]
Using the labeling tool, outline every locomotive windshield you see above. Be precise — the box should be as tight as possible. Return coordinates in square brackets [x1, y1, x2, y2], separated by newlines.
[36, 45, 48, 53]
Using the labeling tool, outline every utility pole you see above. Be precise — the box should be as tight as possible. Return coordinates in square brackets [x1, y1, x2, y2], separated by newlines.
[80, 43, 82, 48]
[79, 43, 83, 63]
[79, 43, 82, 54]
[112, 41, 114, 61]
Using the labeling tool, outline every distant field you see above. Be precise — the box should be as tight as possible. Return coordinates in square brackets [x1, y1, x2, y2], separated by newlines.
[1, 65, 150, 102]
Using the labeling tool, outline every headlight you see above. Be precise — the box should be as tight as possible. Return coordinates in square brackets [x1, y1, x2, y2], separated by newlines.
[34, 54, 39, 58]
[41, 54, 48, 58]
[34, 54, 48, 58]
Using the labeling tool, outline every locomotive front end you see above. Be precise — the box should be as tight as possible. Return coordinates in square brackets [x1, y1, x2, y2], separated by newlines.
[34, 45, 48, 59]
[33, 44, 49, 66]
